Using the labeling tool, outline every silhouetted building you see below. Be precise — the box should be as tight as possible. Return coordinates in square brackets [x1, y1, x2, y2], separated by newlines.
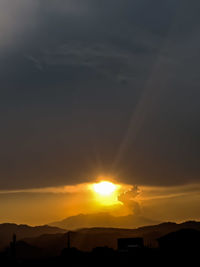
[118, 238, 144, 252]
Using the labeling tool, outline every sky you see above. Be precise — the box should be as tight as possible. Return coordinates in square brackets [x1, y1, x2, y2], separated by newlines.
[0, 0, 200, 225]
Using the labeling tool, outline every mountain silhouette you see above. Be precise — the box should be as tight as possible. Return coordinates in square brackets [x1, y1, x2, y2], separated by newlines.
[21, 220, 200, 254]
[0, 223, 65, 250]
[50, 212, 159, 230]
[1, 220, 200, 258]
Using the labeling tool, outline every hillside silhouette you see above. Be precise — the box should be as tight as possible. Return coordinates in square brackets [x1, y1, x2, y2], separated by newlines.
[158, 228, 200, 250]
[50, 212, 159, 230]
[1, 220, 197, 256]
[0, 221, 200, 266]
[25, 222, 200, 251]
[0, 223, 66, 250]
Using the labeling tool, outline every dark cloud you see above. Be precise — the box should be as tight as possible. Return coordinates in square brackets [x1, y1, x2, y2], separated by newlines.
[0, 0, 200, 189]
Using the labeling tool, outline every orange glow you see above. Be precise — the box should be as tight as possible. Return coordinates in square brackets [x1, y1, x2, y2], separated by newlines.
[91, 180, 122, 206]
[93, 181, 116, 196]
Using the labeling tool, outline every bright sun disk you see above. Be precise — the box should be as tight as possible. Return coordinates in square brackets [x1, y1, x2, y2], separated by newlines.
[93, 181, 116, 196]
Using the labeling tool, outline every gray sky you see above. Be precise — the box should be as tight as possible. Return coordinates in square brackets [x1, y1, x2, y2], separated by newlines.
[0, 0, 200, 190]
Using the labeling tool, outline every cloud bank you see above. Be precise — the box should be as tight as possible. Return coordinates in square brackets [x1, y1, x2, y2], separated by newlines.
[0, 0, 200, 191]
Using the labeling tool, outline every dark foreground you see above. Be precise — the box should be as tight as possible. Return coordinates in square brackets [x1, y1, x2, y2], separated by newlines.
[0, 228, 200, 266]
[1, 247, 199, 267]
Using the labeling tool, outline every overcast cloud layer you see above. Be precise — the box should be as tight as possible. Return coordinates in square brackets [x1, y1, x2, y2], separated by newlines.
[0, 0, 200, 189]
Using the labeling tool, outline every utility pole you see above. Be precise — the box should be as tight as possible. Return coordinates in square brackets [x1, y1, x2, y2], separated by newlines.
[10, 233, 16, 261]
[67, 231, 71, 249]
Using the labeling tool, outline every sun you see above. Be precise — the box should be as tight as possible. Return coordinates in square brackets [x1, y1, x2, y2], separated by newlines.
[90, 180, 122, 206]
[93, 181, 117, 196]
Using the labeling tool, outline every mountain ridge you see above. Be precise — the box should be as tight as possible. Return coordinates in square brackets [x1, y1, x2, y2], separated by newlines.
[0, 223, 66, 250]
[1, 220, 200, 257]
[21, 220, 200, 254]
[50, 212, 160, 230]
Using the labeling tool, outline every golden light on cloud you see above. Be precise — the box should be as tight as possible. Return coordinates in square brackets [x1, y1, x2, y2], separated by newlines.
[0, 179, 137, 224]
[1, 180, 200, 225]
